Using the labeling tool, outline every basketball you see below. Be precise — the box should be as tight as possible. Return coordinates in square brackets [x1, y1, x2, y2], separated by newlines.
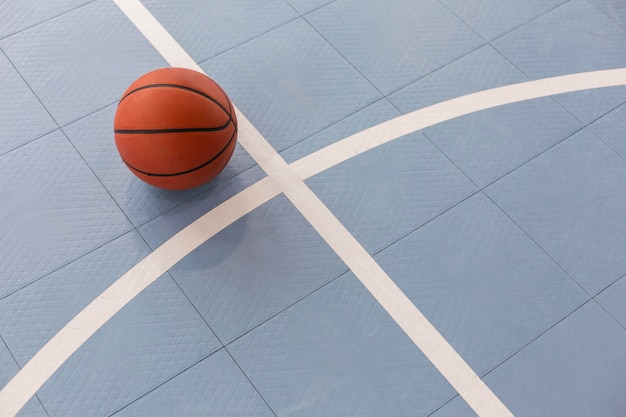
[113, 67, 238, 190]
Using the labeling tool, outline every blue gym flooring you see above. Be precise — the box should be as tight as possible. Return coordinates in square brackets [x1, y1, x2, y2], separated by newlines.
[1, 0, 626, 416]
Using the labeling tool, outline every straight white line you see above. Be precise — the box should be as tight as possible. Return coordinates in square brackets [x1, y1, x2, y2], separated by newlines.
[110, 1, 515, 416]
[0, 0, 624, 414]
[232, 97, 516, 417]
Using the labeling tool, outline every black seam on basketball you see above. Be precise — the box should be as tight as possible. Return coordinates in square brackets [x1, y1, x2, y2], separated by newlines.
[119, 83, 233, 120]
[123, 127, 237, 177]
[214, 82, 238, 131]
[114, 119, 231, 134]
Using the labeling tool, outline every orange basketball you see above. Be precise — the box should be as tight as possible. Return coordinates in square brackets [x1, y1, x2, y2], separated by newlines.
[113, 67, 238, 190]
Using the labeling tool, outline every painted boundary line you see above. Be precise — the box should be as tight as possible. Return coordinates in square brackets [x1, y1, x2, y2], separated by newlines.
[111, 1, 514, 416]
[1, 0, 625, 414]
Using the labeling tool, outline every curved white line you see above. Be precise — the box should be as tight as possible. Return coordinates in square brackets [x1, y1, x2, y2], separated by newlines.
[1, 68, 624, 417]
[291, 68, 626, 179]
[0, 177, 280, 417]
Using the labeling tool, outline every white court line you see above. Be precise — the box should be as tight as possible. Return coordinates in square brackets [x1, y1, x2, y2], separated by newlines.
[291, 68, 626, 179]
[0, 0, 625, 414]
[113, 1, 513, 415]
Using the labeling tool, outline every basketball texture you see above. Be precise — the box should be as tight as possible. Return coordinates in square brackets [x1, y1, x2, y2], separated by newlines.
[114, 67, 238, 190]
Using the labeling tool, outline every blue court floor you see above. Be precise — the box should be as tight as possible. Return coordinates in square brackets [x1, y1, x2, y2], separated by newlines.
[1, 0, 626, 416]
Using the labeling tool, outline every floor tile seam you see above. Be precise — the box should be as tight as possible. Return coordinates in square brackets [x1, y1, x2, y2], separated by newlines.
[0, 48, 62, 130]
[0, 127, 60, 159]
[0, 0, 100, 43]
[276, 96, 391, 158]
[60, 126, 138, 230]
[223, 269, 351, 348]
[480, 188, 591, 298]
[434, 0, 574, 101]
[106, 347, 224, 416]
[480, 298, 594, 380]
[58, 100, 119, 131]
[584, 103, 626, 165]
[593, 293, 626, 332]
[426, 395, 460, 417]
[297, 0, 491, 98]
[34, 395, 51, 417]
[160, 270, 225, 346]
[594, 272, 626, 297]
[0, 336, 19, 373]
[491, 38, 626, 131]
[436, 0, 490, 44]
[479, 0, 574, 44]
[194, 13, 302, 65]
[298, 14, 388, 98]
[222, 347, 279, 417]
[298, 0, 340, 16]
[371, 189, 481, 258]
[105, 270, 354, 417]
[381, 42, 491, 99]
[370, 126, 588, 258]
[271, 95, 386, 155]
[585, 0, 626, 31]
[475, 110, 626, 213]
[421, 130, 481, 188]
[0, 336, 51, 417]
[0, 15, 302, 130]
[485, 0, 625, 126]
[0, 228, 137, 302]
[478, 123, 588, 191]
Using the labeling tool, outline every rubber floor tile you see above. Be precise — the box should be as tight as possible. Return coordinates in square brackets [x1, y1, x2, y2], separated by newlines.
[307, 0, 484, 94]
[200, 18, 381, 152]
[229, 273, 457, 417]
[440, 0, 567, 41]
[0, 52, 56, 156]
[486, 129, 626, 295]
[113, 349, 274, 417]
[35, 274, 220, 417]
[423, 96, 582, 187]
[389, 45, 528, 114]
[596, 275, 626, 329]
[553, 86, 626, 125]
[280, 98, 400, 164]
[0, 130, 131, 298]
[0, 0, 166, 126]
[306, 132, 477, 254]
[587, 0, 626, 29]
[288, 0, 335, 14]
[375, 192, 587, 376]
[486, 301, 626, 417]
[0, 0, 94, 39]
[0, 231, 151, 366]
[493, 0, 626, 123]
[494, 0, 626, 77]
[588, 102, 626, 160]
[142, 0, 297, 63]
[430, 396, 479, 417]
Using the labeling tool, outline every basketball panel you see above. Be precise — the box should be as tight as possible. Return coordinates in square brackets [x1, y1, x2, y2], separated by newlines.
[114, 86, 232, 132]
[121, 67, 232, 113]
